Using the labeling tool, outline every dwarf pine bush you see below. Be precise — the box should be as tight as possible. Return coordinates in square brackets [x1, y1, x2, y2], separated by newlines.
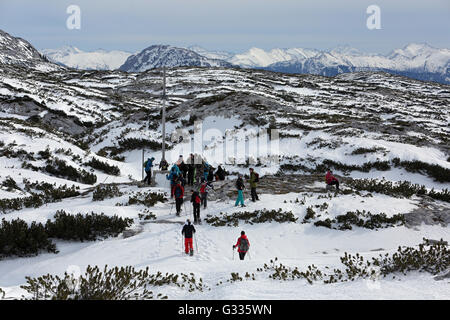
[0, 218, 57, 259]
[45, 210, 133, 241]
[85, 158, 120, 176]
[92, 184, 123, 201]
[45, 158, 97, 185]
[21, 265, 206, 300]
[0, 211, 132, 259]
[127, 191, 167, 207]
[205, 209, 297, 227]
[257, 240, 448, 285]
[0, 182, 80, 214]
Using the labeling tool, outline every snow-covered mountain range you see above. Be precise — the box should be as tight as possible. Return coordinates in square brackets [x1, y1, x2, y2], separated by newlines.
[41, 46, 132, 70]
[40, 40, 450, 84]
[263, 43, 450, 84]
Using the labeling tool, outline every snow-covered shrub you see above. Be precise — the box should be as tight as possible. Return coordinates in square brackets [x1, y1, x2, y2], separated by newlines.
[311, 210, 405, 230]
[45, 210, 133, 241]
[350, 147, 385, 155]
[205, 209, 297, 227]
[257, 240, 448, 285]
[92, 184, 123, 201]
[21, 266, 207, 300]
[346, 178, 450, 202]
[126, 191, 167, 207]
[85, 158, 120, 176]
[392, 158, 450, 183]
[302, 206, 316, 223]
[0, 218, 58, 259]
[45, 158, 97, 185]
[1, 176, 20, 192]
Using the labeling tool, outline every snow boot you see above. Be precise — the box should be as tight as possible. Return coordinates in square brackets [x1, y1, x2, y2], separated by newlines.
[190, 249, 194, 256]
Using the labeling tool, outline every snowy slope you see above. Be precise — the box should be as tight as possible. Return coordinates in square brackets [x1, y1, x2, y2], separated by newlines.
[0, 29, 60, 71]
[41, 46, 132, 70]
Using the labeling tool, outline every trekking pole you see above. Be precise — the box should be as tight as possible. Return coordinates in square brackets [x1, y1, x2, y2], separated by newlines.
[169, 201, 174, 215]
[183, 200, 188, 216]
[247, 249, 251, 260]
[232, 247, 235, 260]
[181, 236, 184, 256]
[194, 233, 199, 254]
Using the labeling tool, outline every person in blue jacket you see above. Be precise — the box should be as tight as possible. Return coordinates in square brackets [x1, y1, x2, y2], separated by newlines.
[143, 157, 155, 185]
[167, 164, 181, 198]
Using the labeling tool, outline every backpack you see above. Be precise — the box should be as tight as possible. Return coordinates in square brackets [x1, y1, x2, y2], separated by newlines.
[174, 185, 183, 198]
[195, 195, 201, 204]
[254, 173, 259, 183]
[239, 237, 249, 252]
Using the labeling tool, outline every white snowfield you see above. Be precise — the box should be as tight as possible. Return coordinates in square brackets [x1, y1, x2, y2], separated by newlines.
[0, 184, 448, 300]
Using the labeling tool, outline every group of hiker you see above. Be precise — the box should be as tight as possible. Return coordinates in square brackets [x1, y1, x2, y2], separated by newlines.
[163, 154, 228, 223]
[182, 219, 250, 260]
[144, 153, 340, 260]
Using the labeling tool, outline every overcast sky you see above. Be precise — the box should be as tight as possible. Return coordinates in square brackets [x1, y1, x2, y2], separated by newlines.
[0, 0, 449, 54]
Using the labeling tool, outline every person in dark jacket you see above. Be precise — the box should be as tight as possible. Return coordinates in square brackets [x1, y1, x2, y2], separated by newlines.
[215, 165, 226, 180]
[182, 219, 196, 255]
[174, 181, 184, 216]
[207, 166, 215, 182]
[191, 190, 202, 224]
[187, 153, 195, 186]
[143, 157, 155, 185]
[159, 159, 169, 171]
[235, 174, 245, 207]
[233, 231, 250, 260]
[248, 168, 259, 202]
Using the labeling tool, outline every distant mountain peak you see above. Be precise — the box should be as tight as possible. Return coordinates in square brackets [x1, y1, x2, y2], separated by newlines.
[119, 44, 233, 72]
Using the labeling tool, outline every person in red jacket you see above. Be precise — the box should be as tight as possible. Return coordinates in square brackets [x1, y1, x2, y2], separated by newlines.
[325, 169, 339, 190]
[174, 180, 184, 216]
[233, 231, 250, 260]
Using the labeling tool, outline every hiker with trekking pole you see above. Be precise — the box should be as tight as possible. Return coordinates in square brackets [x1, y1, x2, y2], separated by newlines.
[233, 231, 250, 260]
[182, 219, 196, 256]
[191, 190, 202, 224]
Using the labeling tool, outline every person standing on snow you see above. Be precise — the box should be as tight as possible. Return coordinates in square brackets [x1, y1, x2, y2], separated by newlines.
[191, 190, 202, 224]
[235, 174, 245, 207]
[143, 157, 155, 185]
[248, 168, 259, 202]
[159, 159, 169, 171]
[187, 153, 195, 186]
[174, 180, 184, 216]
[167, 164, 181, 198]
[182, 219, 196, 256]
[233, 231, 250, 260]
[325, 169, 340, 191]
[199, 178, 213, 209]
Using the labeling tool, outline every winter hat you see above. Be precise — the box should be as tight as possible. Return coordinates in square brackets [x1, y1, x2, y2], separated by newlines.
[241, 231, 245, 235]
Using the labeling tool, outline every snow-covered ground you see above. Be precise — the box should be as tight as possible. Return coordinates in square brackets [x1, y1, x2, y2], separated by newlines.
[0, 182, 448, 300]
